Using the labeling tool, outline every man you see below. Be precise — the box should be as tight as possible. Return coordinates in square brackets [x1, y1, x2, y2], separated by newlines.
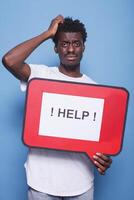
[2, 15, 112, 200]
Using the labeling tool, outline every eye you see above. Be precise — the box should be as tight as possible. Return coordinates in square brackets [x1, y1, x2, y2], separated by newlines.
[73, 41, 81, 47]
[61, 42, 69, 47]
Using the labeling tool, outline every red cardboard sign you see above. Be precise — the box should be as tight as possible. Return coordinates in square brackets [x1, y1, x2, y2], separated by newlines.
[23, 78, 129, 160]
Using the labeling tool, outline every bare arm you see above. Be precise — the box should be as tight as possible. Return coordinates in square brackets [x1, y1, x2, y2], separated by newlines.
[2, 15, 64, 81]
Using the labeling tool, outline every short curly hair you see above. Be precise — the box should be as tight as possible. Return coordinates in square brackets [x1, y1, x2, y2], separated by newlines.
[53, 17, 87, 46]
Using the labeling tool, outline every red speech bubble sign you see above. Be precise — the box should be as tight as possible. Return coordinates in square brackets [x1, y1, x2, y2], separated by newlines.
[23, 78, 129, 161]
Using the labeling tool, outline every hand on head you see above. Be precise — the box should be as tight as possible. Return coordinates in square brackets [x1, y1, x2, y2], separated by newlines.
[48, 15, 64, 38]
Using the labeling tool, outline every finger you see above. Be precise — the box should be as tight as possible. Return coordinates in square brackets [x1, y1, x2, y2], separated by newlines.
[54, 15, 64, 23]
[94, 160, 106, 171]
[95, 153, 112, 166]
[93, 155, 108, 167]
[96, 153, 110, 162]
[93, 160, 106, 175]
[55, 14, 64, 19]
[98, 167, 105, 175]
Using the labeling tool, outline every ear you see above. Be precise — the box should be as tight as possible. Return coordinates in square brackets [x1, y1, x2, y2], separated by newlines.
[54, 46, 58, 53]
[82, 44, 85, 52]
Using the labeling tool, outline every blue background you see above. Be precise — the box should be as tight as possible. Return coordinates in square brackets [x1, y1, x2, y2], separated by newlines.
[0, 0, 134, 199]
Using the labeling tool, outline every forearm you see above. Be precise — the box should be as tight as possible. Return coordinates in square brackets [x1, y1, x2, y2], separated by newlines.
[2, 15, 64, 81]
[2, 30, 51, 69]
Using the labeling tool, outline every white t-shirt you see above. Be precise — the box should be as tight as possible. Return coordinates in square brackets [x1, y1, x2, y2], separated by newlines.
[22, 64, 96, 196]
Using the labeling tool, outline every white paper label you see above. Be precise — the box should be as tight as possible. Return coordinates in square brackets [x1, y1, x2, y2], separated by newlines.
[39, 93, 104, 141]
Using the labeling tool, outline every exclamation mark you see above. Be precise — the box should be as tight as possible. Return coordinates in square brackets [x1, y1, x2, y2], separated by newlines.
[51, 107, 54, 116]
[93, 112, 96, 121]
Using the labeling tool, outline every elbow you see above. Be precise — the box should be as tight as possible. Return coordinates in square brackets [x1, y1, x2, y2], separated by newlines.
[2, 54, 14, 70]
[2, 55, 9, 68]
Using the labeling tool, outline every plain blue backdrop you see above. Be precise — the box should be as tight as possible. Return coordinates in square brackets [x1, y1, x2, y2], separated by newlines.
[0, 0, 134, 199]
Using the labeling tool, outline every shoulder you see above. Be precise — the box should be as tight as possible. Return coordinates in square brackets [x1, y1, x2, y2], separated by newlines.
[20, 64, 57, 92]
[29, 64, 49, 74]
[29, 64, 58, 79]
[82, 74, 97, 84]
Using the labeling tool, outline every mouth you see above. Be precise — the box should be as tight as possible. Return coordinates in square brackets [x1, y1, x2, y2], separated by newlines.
[66, 55, 77, 61]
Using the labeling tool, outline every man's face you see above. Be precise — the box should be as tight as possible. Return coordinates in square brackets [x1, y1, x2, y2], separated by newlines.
[55, 32, 85, 71]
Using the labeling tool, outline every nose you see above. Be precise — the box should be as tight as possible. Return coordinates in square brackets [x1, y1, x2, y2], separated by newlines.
[68, 43, 75, 53]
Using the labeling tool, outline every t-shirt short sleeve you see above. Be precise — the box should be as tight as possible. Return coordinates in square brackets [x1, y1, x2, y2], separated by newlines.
[20, 64, 49, 92]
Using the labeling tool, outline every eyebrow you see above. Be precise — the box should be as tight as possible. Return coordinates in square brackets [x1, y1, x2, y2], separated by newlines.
[60, 40, 81, 43]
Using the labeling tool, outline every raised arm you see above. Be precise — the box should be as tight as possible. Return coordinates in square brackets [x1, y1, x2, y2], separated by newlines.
[2, 15, 64, 81]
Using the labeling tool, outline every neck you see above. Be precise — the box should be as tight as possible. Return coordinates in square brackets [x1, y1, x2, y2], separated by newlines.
[58, 65, 82, 78]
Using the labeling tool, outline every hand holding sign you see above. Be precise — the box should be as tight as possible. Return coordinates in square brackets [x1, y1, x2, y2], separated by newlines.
[23, 79, 129, 161]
